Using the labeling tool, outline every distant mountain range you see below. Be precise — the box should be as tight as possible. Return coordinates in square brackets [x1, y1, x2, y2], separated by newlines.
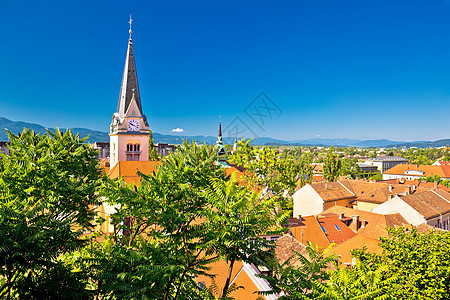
[0, 117, 448, 148]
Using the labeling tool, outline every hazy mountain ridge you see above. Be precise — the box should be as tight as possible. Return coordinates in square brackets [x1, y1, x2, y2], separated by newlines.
[0, 117, 447, 147]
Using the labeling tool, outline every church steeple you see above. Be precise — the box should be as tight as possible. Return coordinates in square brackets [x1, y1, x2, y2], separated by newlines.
[109, 16, 150, 168]
[116, 15, 146, 122]
[216, 117, 227, 160]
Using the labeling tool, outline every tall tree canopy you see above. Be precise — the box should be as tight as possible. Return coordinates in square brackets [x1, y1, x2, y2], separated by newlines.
[0, 129, 103, 299]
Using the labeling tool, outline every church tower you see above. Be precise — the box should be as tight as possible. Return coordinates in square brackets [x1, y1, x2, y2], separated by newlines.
[216, 118, 227, 162]
[109, 16, 149, 168]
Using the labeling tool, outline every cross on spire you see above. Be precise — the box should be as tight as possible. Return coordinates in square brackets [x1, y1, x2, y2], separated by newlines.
[128, 14, 133, 41]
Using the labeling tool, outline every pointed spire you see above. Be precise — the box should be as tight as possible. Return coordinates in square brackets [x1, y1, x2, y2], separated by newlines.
[116, 16, 145, 122]
[216, 117, 227, 160]
[218, 115, 222, 137]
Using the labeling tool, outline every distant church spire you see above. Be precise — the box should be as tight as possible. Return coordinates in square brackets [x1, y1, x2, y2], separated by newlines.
[216, 117, 227, 160]
[218, 115, 222, 138]
[116, 15, 146, 123]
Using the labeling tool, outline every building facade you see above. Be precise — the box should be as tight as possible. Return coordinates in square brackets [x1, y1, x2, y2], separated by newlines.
[364, 156, 408, 173]
[155, 143, 176, 157]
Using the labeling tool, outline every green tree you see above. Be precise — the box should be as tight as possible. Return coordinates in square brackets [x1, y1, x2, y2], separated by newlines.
[340, 157, 361, 179]
[148, 128, 160, 161]
[323, 147, 342, 182]
[79, 140, 281, 299]
[352, 227, 450, 300]
[228, 139, 306, 211]
[0, 128, 103, 299]
[259, 243, 337, 299]
[317, 260, 394, 300]
[205, 178, 281, 298]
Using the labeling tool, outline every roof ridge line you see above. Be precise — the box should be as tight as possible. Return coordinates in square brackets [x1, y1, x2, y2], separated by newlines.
[430, 189, 450, 204]
[229, 264, 244, 286]
[337, 181, 356, 196]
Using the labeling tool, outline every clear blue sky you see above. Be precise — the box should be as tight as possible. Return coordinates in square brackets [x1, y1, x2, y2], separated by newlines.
[1, 0, 450, 141]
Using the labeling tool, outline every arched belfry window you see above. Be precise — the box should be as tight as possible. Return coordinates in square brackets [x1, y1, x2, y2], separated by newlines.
[126, 143, 141, 161]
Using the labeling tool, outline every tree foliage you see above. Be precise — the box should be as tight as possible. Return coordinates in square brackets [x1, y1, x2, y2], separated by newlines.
[73, 140, 281, 299]
[148, 129, 160, 161]
[323, 147, 342, 182]
[0, 128, 103, 299]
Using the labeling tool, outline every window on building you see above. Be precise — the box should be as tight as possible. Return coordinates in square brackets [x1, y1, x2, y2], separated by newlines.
[437, 219, 441, 228]
[127, 144, 141, 152]
[334, 224, 341, 231]
[134, 154, 140, 161]
[127, 154, 133, 161]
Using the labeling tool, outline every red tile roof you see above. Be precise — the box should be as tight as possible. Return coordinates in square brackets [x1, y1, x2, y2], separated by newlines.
[317, 215, 356, 245]
[384, 164, 450, 178]
[320, 206, 409, 239]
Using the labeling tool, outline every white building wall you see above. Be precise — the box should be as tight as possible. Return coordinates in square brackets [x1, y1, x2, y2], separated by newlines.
[293, 184, 324, 218]
[372, 196, 427, 226]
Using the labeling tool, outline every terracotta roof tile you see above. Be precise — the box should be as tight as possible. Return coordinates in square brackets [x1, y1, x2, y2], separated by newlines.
[317, 215, 356, 245]
[329, 234, 382, 264]
[320, 206, 409, 239]
[275, 234, 309, 266]
[400, 189, 450, 219]
[384, 164, 450, 178]
[309, 182, 356, 202]
[291, 216, 331, 251]
[107, 161, 161, 184]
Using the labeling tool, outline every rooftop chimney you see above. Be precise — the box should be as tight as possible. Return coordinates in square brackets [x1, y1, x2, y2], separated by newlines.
[350, 215, 360, 232]
[389, 185, 393, 193]
[361, 220, 367, 229]
[339, 213, 344, 219]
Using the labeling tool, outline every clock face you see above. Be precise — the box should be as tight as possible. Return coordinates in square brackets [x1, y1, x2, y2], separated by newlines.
[128, 120, 140, 131]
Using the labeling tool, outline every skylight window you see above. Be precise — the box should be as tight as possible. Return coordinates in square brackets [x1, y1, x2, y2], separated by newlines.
[320, 225, 326, 233]
[334, 224, 341, 231]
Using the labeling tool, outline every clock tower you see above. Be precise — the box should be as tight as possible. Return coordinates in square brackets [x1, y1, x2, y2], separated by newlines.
[109, 16, 150, 168]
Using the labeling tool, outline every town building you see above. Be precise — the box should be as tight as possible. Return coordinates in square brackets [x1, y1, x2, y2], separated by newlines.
[318, 206, 409, 264]
[91, 142, 110, 160]
[0, 141, 9, 156]
[364, 156, 408, 173]
[292, 179, 425, 217]
[289, 214, 356, 252]
[154, 143, 176, 157]
[357, 163, 378, 173]
[372, 189, 450, 230]
[383, 164, 450, 181]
